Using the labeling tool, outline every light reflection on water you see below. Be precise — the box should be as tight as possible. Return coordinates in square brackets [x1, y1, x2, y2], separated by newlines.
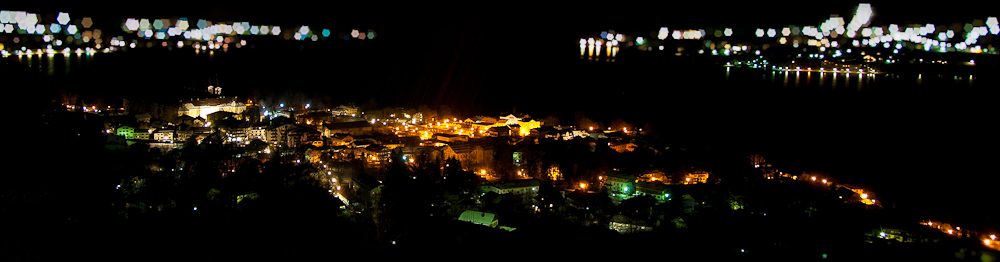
[724, 68, 979, 91]
[14, 52, 93, 77]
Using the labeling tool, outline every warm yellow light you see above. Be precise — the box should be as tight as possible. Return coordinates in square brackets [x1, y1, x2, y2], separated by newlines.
[822, 179, 828, 184]
[686, 178, 691, 182]
[991, 235, 996, 240]
[481, 170, 487, 175]
[599, 176, 603, 180]
[580, 183, 587, 189]
[589, 127, 593, 131]
[811, 176, 817, 181]
[986, 239, 993, 245]
[948, 229, 953, 234]
[861, 193, 868, 199]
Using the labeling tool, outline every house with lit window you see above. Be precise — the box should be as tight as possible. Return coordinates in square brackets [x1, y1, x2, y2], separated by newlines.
[458, 210, 498, 228]
[245, 123, 267, 142]
[609, 142, 638, 153]
[134, 129, 151, 140]
[635, 181, 671, 201]
[116, 125, 136, 140]
[331, 104, 358, 116]
[684, 170, 710, 184]
[488, 179, 540, 197]
[152, 129, 174, 142]
[177, 96, 246, 120]
[609, 215, 652, 234]
[605, 171, 636, 196]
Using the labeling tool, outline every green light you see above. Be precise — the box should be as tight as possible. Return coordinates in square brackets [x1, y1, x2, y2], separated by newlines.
[636, 37, 645, 45]
[822, 254, 828, 259]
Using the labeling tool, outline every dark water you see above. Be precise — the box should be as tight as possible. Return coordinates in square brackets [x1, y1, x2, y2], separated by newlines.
[11, 44, 998, 229]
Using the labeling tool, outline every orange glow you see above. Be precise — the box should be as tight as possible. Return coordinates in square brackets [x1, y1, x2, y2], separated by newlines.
[811, 176, 817, 181]
[948, 229, 953, 234]
[580, 183, 587, 189]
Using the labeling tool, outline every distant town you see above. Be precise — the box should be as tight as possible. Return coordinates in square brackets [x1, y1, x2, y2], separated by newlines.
[45, 83, 998, 255]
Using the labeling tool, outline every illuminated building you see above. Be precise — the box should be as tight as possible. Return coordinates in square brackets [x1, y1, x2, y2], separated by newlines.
[684, 170, 710, 184]
[609, 142, 638, 153]
[116, 125, 135, 139]
[443, 143, 493, 171]
[609, 215, 652, 234]
[245, 124, 267, 142]
[133, 129, 151, 140]
[152, 129, 175, 142]
[605, 171, 636, 198]
[459, 210, 498, 228]
[635, 181, 671, 201]
[177, 97, 246, 120]
[488, 179, 540, 196]
[329, 133, 353, 146]
[331, 104, 358, 116]
[286, 126, 323, 147]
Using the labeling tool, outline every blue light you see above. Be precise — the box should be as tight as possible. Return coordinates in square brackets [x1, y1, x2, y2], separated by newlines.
[279, 103, 284, 108]
[322, 29, 330, 38]
[344, 35, 350, 41]
[600, 31, 608, 40]
[49, 23, 61, 34]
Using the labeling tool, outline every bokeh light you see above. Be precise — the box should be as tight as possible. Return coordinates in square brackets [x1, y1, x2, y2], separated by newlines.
[56, 12, 70, 25]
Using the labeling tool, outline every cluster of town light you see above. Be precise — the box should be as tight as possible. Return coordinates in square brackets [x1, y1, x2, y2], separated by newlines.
[0, 10, 380, 56]
[579, 4, 996, 55]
